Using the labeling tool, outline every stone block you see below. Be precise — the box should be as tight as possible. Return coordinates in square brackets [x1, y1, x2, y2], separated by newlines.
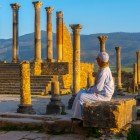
[42, 62, 69, 75]
[83, 99, 136, 130]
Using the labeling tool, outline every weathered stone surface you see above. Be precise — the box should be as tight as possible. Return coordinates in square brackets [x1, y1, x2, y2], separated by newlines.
[83, 99, 136, 130]
[115, 47, 122, 92]
[32, 1, 43, 62]
[61, 23, 73, 89]
[32, 61, 42, 76]
[46, 80, 65, 115]
[42, 62, 69, 75]
[18, 61, 35, 114]
[80, 63, 94, 88]
[11, 3, 20, 63]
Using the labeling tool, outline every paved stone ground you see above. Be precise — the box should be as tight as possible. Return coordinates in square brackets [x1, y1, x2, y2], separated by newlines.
[0, 94, 72, 116]
[0, 131, 127, 140]
[0, 94, 133, 140]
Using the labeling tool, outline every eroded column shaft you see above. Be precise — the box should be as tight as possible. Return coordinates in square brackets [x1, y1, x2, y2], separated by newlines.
[33, 1, 43, 62]
[137, 51, 140, 87]
[115, 47, 122, 89]
[46, 7, 54, 61]
[11, 3, 20, 63]
[134, 63, 138, 92]
[70, 24, 82, 94]
[56, 11, 63, 62]
[20, 61, 31, 105]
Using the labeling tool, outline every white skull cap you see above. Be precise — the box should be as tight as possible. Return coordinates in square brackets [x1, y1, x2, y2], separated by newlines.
[97, 52, 109, 62]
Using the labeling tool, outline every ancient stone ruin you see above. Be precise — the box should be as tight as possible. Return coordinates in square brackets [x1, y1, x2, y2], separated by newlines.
[0, 1, 140, 139]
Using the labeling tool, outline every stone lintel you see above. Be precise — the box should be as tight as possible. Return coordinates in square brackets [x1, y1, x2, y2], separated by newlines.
[42, 62, 69, 75]
[10, 3, 20, 10]
[45, 7, 54, 13]
[56, 11, 63, 18]
[32, 1, 43, 9]
[98, 35, 108, 43]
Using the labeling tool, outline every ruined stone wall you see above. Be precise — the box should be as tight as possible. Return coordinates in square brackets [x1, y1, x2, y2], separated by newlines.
[62, 23, 73, 89]
[80, 63, 95, 88]
[61, 24, 95, 90]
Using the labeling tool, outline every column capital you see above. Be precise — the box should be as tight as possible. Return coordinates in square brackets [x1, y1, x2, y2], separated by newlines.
[115, 46, 121, 51]
[70, 24, 82, 32]
[98, 35, 108, 44]
[56, 11, 63, 18]
[10, 3, 20, 10]
[45, 7, 54, 13]
[136, 51, 140, 55]
[32, 1, 43, 9]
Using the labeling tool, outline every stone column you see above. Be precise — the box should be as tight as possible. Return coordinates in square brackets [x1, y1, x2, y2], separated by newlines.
[10, 3, 20, 63]
[98, 36, 108, 52]
[45, 7, 54, 62]
[32, 1, 43, 62]
[115, 47, 124, 95]
[135, 51, 140, 105]
[137, 51, 140, 89]
[17, 61, 35, 114]
[133, 63, 138, 93]
[68, 24, 82, 109]
[56, 11, 63, 62]
[46, 76, 65, 114]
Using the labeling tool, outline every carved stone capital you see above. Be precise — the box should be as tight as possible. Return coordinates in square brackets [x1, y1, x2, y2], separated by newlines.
[98, 35, 108, 44]
[136, 51, 140, 55]
[45, 7, 54, 13]
[32, 1, 43, 9]
[10, 3, 20, 10]
[56, 11, 63, 18]
[115, 46, 121, 52]
[70, 24, 82, 33]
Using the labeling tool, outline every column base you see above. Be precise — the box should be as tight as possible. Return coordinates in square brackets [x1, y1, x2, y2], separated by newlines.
[116, 88, 125, 96]
[46, 95, 65, 115]
[68, 94, 76, 109]
[12, 59, 20, 63]
[46, 58, 55, 62]
[17, 105, 36, 114]
[34, 59, 43, 63]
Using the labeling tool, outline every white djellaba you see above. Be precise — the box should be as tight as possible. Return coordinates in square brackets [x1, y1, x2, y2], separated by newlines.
[72, 52, 114, 119]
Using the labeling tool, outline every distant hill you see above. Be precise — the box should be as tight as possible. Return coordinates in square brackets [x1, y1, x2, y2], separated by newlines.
[0, 31, 140, 66]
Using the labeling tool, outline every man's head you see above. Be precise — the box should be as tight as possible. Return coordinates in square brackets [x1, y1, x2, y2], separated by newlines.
[96, 52, 109, 67]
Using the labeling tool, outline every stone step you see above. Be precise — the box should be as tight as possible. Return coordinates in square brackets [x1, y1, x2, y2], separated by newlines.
[0, 86, 47, 90]
[0, 74, 20, 77]
[0, 117, 44, 131]
[0, 83, 49, 87]
[0, 91, 46, 95]
[0, 78, 20, 81]
[0, 70, 20, 73]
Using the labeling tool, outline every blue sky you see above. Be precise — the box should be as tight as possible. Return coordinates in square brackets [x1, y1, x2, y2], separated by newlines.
[0, 0, 140, 39]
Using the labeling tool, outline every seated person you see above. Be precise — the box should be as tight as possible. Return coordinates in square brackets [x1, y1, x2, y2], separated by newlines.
[72, 52, 114, 120]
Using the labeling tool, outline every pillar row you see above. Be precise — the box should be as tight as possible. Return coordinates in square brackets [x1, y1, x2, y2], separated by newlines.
[10, 3, 20, 63]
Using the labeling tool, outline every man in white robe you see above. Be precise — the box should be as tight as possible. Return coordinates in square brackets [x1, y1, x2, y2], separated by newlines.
[72, 52, 114, 120]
